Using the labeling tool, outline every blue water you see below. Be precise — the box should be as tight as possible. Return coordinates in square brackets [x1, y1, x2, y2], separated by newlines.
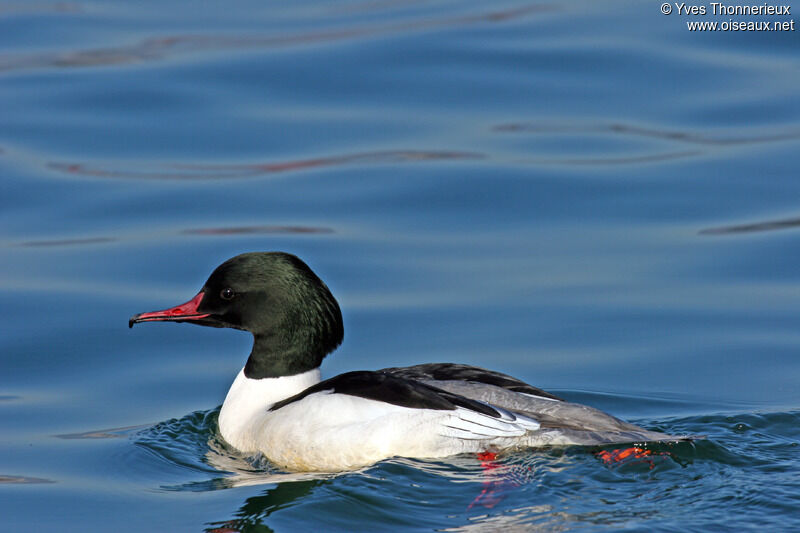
[2, 0, 799, 530]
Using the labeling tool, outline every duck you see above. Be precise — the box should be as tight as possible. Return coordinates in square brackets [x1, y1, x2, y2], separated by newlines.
[130, 252, 685, 472]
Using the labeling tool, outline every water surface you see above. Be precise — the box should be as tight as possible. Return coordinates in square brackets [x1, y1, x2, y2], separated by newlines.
[1, 0, 799, 530]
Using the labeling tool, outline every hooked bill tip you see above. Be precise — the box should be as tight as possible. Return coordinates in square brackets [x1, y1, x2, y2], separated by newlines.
[128, 313, 146, 328]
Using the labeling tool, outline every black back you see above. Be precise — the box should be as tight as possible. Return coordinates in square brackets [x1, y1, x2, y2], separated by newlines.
[269, 370, 502, 417]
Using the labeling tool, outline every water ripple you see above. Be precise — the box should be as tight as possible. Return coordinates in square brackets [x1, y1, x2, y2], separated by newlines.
[47, 150, 481, 181]
[56, 424, 151, 439]
[17, 237, 117, 248]
[182, 226, 333, 236]
[0, 2, 81, 16]
[0, 474, 56, 484]
[700, 215, 800, 235]
[494, 121, 800, 147]
[0, 4, 553, 75]
[494, 121, 800, 166]
[12, 225, 333, 249]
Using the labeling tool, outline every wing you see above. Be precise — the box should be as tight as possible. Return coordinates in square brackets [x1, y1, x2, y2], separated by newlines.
[414, 378, 688, 439]
[382, 364, 673, 435]
[381, 362, 564, 401]
[269, 370, 538, 430]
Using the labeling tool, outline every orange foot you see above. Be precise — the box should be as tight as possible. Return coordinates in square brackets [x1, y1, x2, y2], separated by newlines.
[596, 446, 670, 469]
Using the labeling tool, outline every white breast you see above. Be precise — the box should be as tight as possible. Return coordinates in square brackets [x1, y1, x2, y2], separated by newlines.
[218, 367, 321, 452]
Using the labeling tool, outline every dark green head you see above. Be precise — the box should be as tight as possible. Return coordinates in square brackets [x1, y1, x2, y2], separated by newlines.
[130, 252, 344, 378]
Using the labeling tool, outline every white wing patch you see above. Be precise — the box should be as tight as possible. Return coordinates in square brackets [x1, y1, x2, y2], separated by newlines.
[440, 405, 540, 440]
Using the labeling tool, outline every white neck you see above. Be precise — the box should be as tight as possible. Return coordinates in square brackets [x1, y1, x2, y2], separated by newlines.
[218, 366, 321, 452]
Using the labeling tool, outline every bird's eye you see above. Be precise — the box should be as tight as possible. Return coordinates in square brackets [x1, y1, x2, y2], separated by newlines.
[220, 288, 235, 300]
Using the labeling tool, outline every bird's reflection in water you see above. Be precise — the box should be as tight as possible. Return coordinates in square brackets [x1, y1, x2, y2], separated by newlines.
[199, 449, 547, 532]
[192, 439, 335, 532]
[205, 479, 325, 533]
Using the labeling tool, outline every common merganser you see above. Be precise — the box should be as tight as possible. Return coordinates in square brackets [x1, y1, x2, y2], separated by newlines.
[130, 252, 685, 472]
